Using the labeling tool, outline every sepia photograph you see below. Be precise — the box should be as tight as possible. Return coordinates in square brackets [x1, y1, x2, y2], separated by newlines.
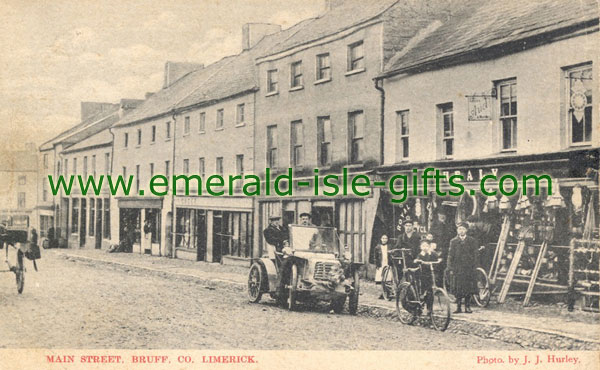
[0, 0, 598, 369]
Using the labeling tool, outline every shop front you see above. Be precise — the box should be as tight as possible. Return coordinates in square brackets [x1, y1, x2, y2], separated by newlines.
[375, 147, 599, 309]
[174, 196, 253, 264]
[117, 198, 163, 255]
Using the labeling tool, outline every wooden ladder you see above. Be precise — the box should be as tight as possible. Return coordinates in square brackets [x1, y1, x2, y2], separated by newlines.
[497, 229, 530, 303]
[523, 240, 549, 306]
[490, 215, 511, 285]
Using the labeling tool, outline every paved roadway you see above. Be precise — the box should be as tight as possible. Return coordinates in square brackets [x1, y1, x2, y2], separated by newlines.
[0, 251, 520, 349]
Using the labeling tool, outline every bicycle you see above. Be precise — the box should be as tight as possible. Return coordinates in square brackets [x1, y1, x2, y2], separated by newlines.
[2, 242, 25, 294]
[381, 248, 411, 301]
[443, 267, 491, 308]
[396, 259, 451, 331]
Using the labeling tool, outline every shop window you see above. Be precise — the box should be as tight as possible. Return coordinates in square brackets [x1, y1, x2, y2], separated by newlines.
[213, 210, 253, 259]
[347, 41, 364, 72]
[71, 199, 79, 234]
[348, 111, 364, 164]
[396, 110, 409, 161]
[498, 79, 517, 150]
[89, 199, 95, 236]
[267, 125, 278, 169]
[145, 208, 161, 244]
[267, 69, 278, 94]
[290, 120, 304, 167]
[317, 116, 332, 167]
[103, 198, 110, 239]
[290, 61, 303, 88]
[316, 53, 331, 81]
[566, 64, 592, 145]
[438, 103, 454, 158]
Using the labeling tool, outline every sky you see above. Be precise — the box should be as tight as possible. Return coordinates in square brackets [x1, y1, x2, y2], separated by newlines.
[0, 0, 325, 150]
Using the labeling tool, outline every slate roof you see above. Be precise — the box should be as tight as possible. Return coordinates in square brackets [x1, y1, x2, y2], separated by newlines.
[61, 129, 112, 154]
[382, 0, 599, 76]
[259, 0, 399, 58]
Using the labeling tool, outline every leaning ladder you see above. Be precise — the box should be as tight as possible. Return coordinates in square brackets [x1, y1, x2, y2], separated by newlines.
[490, 215, 511, 285]
[497, 228, 530, 303]
[523, 240, 549, 306]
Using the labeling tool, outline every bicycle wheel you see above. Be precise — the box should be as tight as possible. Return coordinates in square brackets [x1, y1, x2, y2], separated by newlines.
[472, 267, 491, 307]
[396, 282, 418, 325]
[15, 250, 24, 294]
[442, 270, 456, 303]
[430, 287, 451, 331]
[381, 266, 395, 301]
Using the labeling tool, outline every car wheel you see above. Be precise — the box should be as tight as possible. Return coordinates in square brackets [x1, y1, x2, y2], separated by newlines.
[348, 268, 360, 315]
[288, 264, 298, 311]
[247, 263, 263, 303]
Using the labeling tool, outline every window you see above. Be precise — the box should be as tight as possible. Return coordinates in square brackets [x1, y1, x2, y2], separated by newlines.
[43, 154, 48, 169]
[137, 128, 142, 146]
[216, 109, 224, 130]
[396, 110, 409, 160]
[124, 132, 129, 148]
[567, 64, 592, 144]
[103, 198, 110, 239]
[199, 112, 206, 132]
[135, 165, 140, 192]
[236, 154, 244, 176]
[71, 198, 79, 233]
[151, 125, 156, 142]
[165, 160, 170, 178]
[73, 158, 77, 175]
[92, 155, 96, 177]
[290, 120, 304, 167]
[150, 163, 154, 178]
[83, 156, 88, 178]
[89, 199, 95, 236]
[122, 166, 126, 178]
[18, 176, 26, 185]
[267, 69, 278, 93]
[166, 121, 171, 139]
[104, 153, 110, 174]
[498, 80, 517, 150]
[439, 103, 454, 158]
[348, 41, 364, 72]
[184, 116, 190, 134]
[317, 116, 332, 166]
[64, 159, 68, 176]
[57, 161, 61, 177]
[183, 159, 189, 174]
[290, 61, 303, 88]
[316, 53, 331, 81]
[216, 157, 224, 176]
[348, 111, 364, 163]
[199, 157, 205, 178]
[267, 125, 278, 168]
[236, 104, 245, 126]
[18, 192, 26, 209]
[43, 182, 48, 202]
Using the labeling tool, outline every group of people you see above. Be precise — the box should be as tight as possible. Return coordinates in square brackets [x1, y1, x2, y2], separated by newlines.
[375, 212, 481, 314]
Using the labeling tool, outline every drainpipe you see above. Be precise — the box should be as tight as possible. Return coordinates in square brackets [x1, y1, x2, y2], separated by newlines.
[170, 109, 177, 258]
[374, 78, 385, 166]
[108, 127, 116, 247]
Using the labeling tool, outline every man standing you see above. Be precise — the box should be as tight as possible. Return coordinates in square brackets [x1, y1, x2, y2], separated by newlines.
[430, 211, 453, 285]
[394, 218, 421, 263]
[263, 215, 287, 252]
[447, 222, 479, 313]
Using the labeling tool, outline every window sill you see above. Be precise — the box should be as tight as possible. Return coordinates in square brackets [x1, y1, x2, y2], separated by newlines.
[314, 78, 332, 85]
[345, 163, 363, 169]
[198, 130, 206, 135]
[318, 165, 332, 171]
[289, 85, 304, 92]
[345, 68, 366, 77]
[165, 138, 172, 142]
[150, 141, 155, 145]
[183, 133, 190, 137]
[265, 91, 279, 97]
[500, 149, 517, 154]
[570, 142, 592, 147]
[235, 123, 246, 128]
[135, 145, 141, 149]
[214, 128, 224, 132]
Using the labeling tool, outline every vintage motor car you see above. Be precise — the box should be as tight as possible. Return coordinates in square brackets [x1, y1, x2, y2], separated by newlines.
[247, 224, 361, 314]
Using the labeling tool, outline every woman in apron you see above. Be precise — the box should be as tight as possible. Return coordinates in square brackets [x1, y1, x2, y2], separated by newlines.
[374, 234, 389, 299]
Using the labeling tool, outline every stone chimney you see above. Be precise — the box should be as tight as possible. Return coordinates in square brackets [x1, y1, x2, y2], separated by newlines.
[242, 23, 281, 51]
[163, 62, 204, 89]
[80, 102, 119, 122]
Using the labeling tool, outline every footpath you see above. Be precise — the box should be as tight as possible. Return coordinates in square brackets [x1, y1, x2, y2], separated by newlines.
[51, 248, 599, 350]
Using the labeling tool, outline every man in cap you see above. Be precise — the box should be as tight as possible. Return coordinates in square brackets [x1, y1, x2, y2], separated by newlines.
[299, 212, 315, 226]
[394, 217, 421, 264]
[446, 221, 479, 313]
[263, 215, 288, 253]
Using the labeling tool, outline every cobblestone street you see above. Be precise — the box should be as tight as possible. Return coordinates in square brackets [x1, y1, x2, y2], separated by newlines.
[0, 251, 522, 349]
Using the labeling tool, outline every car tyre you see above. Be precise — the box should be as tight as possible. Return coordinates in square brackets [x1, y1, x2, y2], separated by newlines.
[247, 262, 263, 303]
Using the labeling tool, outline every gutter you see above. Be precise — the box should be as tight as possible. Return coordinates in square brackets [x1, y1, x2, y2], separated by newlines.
[374, 78, 385, 166]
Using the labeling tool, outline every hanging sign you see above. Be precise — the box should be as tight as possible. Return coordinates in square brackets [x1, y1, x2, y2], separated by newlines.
[467, 95, 492, 121]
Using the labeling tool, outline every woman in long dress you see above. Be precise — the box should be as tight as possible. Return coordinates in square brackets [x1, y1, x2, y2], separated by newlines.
[374, 234, 389, 299]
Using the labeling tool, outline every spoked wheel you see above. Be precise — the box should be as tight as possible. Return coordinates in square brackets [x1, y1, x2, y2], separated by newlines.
[443, 270, 456, 304]
[15, 250, 24, 294]
[430, 287, 451, 331]
[381, 266, 395, 301]
[287, 264, 298, 311]
[396, 282, 418, 325]
[247, 263, 263, 303]
[348, 268, 360, 315]
[472, 267, 491, 308]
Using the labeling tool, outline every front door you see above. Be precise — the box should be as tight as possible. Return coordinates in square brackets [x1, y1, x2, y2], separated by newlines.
[196, 210, 207, 261]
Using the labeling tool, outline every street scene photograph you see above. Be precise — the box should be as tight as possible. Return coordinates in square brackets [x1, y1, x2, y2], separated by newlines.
[0, 0, 598, 368]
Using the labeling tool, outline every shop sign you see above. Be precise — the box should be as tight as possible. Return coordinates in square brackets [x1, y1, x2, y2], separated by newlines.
[467, 95, 492, 121]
